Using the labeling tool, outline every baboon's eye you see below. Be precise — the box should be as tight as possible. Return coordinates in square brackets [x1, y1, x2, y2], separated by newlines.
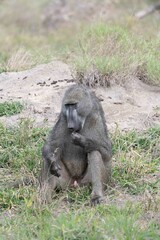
[65, 103, 77, 109]
[64, 104, 77, 118]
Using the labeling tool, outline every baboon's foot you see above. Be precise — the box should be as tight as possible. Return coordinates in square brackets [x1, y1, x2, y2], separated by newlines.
[91, 194, 104, 206]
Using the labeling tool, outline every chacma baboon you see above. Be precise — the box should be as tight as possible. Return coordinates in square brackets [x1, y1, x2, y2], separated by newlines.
[39, 84, 112, 205]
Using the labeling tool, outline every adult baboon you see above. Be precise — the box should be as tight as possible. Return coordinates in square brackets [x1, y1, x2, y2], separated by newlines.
[39, 84, 112, 205]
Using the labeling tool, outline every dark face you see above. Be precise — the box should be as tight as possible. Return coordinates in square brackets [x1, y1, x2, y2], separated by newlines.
[64, 104, 85, 132]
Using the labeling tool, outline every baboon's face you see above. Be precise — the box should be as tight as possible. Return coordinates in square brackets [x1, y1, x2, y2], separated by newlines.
[63, 103, 85, 132]
[62, 85, 93, 132]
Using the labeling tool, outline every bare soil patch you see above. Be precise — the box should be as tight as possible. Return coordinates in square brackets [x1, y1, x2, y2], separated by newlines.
[0, 61, 160, 131]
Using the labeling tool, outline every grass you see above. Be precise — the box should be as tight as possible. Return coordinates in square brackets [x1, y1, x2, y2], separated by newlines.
[0, 119, 46, 169]
[1, 21, 159, 86]
[1, 204, 159, 240]
[0, 101, 24, 117]
[0, 2, 159, 86]
[0, 120, 159, 239]
[0, 0, 74, 72]
[112, 127, 160, 195]
[4, 48, 34, 72]
[71, 22, 160, 86]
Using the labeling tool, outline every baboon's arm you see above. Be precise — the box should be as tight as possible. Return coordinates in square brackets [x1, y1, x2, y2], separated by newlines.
[42, 115, 66, 176]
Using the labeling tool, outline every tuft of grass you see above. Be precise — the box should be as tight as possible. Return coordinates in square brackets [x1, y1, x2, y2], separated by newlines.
[0, 101, 24, 117]
[112, 127, 160, 194]
[70, 22, 160, 86]
[0, 119, 46, 170]
[4, 48, 34, 72]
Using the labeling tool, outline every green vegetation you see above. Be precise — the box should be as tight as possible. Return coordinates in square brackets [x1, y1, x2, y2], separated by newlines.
[0, 101, 24, 117]
[0, 1, 160, 239]
[71, 23, 160, 86]
[0, 120, 46, 169]
[112, 127, 160, 195]
[1, 204, 159, 240]
[0, 121, 159, 239]
[0, 1, 159, 85]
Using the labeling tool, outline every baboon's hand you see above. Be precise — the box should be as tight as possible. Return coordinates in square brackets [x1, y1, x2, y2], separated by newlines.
[50, 161, 61, 177]
[72, 133, 96, 152]
[71, 132, 86, 147]
[49, 148, 61, 177]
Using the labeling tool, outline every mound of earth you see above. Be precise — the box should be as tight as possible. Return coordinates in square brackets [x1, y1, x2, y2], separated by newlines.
[0, 61, 160, 131]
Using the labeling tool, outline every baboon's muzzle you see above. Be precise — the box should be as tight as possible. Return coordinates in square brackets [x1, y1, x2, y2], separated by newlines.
[66, 105, 81, 132]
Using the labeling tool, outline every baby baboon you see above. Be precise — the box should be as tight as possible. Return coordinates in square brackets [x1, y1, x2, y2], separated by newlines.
[39, 84, 112, 205]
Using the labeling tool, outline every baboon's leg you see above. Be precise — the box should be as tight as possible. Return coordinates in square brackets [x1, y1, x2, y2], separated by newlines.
[80, 160, 110, 186]
[80, 166, 92, 186]
[55, 161, 71, 189]
[39, 160, 71, 204]
[87, 150, 108, 205]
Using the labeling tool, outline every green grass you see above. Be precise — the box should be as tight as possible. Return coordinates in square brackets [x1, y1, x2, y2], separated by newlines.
[0, 119, 46, 169]
[1, 204, 159, 240]
[1, 21, 159, 85]
[0, 121, 159, 239]
[0, 119, 47, 209]
[112, 127, 160, 194]
[0, 2, 159, 86]
[70, 22, 160, 86]
[0, 101, 24, 117]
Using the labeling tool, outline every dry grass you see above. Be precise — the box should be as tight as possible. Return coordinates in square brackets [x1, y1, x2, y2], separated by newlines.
[4, 48, 34, 72]
[76, 67, 111, 88]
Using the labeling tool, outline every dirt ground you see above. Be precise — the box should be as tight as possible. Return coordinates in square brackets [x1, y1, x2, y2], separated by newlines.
[0, 60, 160, 131]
